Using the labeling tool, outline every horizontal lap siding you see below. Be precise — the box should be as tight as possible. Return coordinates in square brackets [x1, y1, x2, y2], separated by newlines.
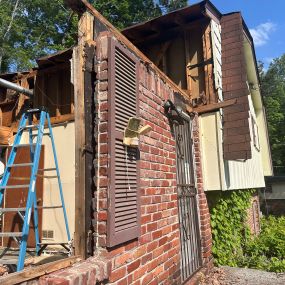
[107, 38, 140, 247]
[221, 13, 252, 160]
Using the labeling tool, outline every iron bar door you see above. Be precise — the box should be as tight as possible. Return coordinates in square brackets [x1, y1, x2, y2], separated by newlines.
[173, 114, 202, 282]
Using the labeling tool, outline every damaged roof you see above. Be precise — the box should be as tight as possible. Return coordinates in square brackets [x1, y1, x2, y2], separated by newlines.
[122, 0, 221, 44]
[36, 48, 73, 68]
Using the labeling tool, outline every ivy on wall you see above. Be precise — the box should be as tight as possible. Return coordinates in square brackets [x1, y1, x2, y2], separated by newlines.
[206, 189, 254, 267]
[207, 189, 285, 273]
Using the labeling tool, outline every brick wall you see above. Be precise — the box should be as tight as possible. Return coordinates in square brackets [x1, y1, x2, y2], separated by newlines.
[221, 13, 252, 160]
[93, 33, 212, 285]
[246, 190, 261, 235]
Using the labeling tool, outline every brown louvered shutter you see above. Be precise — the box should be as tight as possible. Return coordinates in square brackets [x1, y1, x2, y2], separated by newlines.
[107, 38, 140, 247]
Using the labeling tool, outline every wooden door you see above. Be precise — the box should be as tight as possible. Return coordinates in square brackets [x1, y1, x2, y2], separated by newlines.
[1, 146, 44, 248]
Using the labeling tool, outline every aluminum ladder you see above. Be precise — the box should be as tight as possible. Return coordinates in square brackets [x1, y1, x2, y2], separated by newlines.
[0, 108, 70, 271]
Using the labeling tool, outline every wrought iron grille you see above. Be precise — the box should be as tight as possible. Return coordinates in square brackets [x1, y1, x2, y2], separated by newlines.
[173, 117, 202, 282]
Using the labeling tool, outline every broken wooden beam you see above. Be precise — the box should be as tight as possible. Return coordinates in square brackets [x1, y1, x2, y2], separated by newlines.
[188, 99, 237, 114]
[0, 256, 81, 285]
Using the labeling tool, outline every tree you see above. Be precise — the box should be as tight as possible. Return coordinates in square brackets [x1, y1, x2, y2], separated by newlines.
[0, 0, 77, 72]
[260, 55, 285, 174]
[159, 0, 188, 13]
[91, 0, 162, 30]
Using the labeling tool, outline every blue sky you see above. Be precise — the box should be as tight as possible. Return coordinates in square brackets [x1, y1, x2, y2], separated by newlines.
[190, 0, 285, 67]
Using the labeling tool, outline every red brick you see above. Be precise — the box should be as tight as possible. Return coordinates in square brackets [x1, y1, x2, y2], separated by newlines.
[109, 266, 127, 282]
[127, 259, 141, 273]
[97, 211, 107, 221]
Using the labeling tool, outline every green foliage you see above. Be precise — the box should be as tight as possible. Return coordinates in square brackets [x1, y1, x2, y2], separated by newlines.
[90, 0, 162, 30]
[208, 189, 254, 267]
[260, 55, 285, 174]
[239, 216, 285, 273]
[158, 0, 188, 13]
[0, 0, 77, 72]
[209, 190, 285, 273]
[0, 0, 188, 73]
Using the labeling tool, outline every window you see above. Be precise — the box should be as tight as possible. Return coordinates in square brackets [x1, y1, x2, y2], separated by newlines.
[251, 116, 260, 151]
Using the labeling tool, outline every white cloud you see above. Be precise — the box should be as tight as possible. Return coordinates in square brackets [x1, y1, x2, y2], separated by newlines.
[264, 57, 274, 64]
[250, 22, 276, 47]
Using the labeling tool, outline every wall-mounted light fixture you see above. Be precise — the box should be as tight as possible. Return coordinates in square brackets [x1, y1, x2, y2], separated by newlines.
[163, 100, 183, 122]
[123, 117, 152, 147]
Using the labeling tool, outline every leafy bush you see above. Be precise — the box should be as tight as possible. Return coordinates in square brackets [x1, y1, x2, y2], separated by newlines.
[208, 190, 285, 273]
[240, 216, 285, 272]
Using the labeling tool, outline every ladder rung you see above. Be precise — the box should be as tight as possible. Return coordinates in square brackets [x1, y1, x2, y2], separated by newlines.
[38, 168, 56, 172]
[0, 206, 63, 212]
[0, 208, 26, 212]
[22, 125, 38, 130]
[14, 143, 36, 148]
[0, 184, 30, 189]
[26, 108, 41, 114]
[0, 232, 22, 237]
[0, 258, 18, 264]
[7, 163, 33, 168]
[38, 242, 68, 245]
[32, 133, 50, 137]
[40, 205, 62, 209]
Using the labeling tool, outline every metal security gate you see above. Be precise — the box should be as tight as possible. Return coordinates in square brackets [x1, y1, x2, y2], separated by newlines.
[173, 114, 202, 282]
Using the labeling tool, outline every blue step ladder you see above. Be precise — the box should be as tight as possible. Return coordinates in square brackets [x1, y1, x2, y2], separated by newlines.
[0, 108, 71, 271]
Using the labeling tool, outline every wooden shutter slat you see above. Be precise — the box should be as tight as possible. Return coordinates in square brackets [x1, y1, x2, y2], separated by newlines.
[107, 38, 140, 247]
[115, 78, 136, 93]
[114, 92, 136, 107]
[115, 84, 137, 96]
[115, 50, 136, 71]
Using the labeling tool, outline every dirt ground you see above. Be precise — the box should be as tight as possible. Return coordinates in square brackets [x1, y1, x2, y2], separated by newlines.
[199, 266, 285, 285]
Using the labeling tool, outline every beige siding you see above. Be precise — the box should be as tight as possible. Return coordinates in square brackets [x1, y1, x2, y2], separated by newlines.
[243, 36, 273, 176]
[22, 122, 75, 244]
[256, 108, 273, 176]
[200, 112, 225, 191]
[200, 97, 265, 191]
[225, 96, 265, 190]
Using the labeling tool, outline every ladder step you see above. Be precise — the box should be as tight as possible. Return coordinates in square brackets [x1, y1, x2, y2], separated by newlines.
[0, 232, 22, 237]
[26, 108, 42, 114]
[14, 143, 36, 148]
[22, 125, 38, 130]
[38, 242, 68, 245]
[0, 206, 62, 212]
[7, 163, 33, 168]
[40, 205, 62, 209]
[32, 133, 50, 137]
[0, 258, 18, 264]
[38, 168, 56, 172]
[0, 184, 30, 189]
[0, 208, 26, 212]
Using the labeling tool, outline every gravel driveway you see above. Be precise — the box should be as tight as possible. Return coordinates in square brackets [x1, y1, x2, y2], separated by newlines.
[200, 266, 285, 285]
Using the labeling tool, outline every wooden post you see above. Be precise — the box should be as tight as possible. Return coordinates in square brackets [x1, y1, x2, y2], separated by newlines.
[202, 24, 215, 104]
[73, 11, 94, 258]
